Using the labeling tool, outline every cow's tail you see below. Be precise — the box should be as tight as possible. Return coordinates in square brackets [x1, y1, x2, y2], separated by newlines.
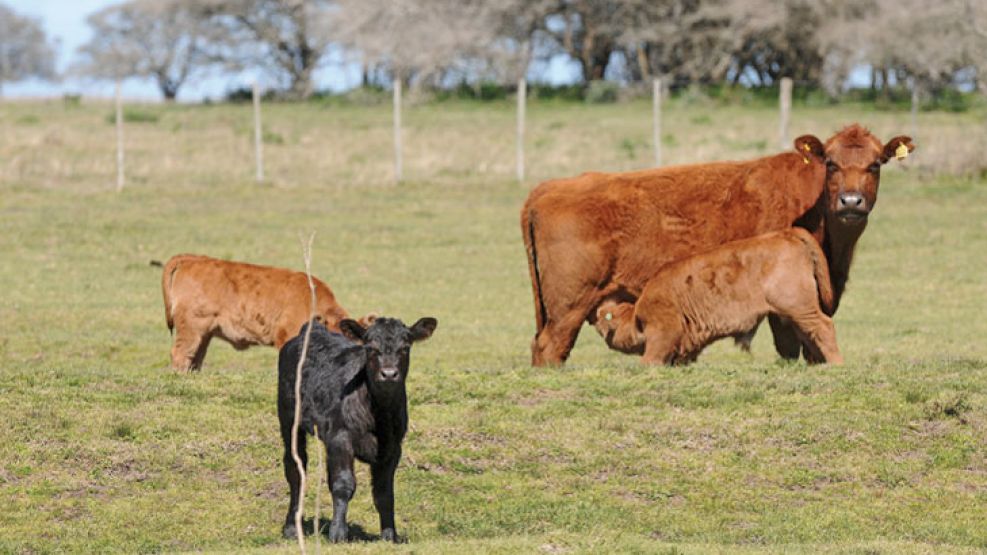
[161, 256, 183, 335]
[793, 231, 835, 315]
[521, 206, 547, 335]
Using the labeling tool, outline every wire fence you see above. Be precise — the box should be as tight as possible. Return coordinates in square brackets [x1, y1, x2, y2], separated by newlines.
[1, 80, 980, 193]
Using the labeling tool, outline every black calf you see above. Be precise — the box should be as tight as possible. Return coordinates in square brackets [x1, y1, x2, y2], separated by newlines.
[277, 316, 437, 543]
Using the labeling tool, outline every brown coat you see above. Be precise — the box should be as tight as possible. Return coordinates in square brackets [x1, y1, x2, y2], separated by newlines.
[593, 229, 842, 365]
[521, 125, 914, 366]
[161, 254, 351, 371]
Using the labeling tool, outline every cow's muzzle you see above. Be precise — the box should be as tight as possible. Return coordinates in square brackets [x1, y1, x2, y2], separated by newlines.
[836, 193, 869, 224]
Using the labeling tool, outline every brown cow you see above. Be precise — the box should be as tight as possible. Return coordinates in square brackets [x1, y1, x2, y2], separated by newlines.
[591, 228, 842, 365]
[521, 124, 914, 366]
[161, 254, 360, 372]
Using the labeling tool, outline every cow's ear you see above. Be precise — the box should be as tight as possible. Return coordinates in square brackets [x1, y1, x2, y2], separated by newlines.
[794, 135, 825, 161]
[339, 319, 367, 342]
[880, 135, 915, 164]
[409, 317, 437, 342]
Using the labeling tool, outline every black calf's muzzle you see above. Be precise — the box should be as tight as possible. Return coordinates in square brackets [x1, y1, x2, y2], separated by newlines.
[379, 366, 401, 381]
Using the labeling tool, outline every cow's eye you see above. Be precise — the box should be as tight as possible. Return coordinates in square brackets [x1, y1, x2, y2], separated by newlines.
[868, 163, 881, 174]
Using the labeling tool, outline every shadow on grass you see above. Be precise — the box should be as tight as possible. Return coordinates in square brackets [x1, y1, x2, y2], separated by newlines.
[299, 518, 381, 543]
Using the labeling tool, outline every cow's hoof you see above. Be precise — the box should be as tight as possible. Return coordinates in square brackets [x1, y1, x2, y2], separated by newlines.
[282, 523, 299, 539]
[328, 523, 348, 543]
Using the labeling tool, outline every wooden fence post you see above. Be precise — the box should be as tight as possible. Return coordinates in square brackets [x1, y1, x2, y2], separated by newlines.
[252, 81, 264, 183]
[652, 77, 662, 167]
[910, 78, 919, 141]
[115, 79, 125, 192]
[779, 77, 793, 150]
[516, 77, 526, 183]
[393, 76, 403, 183]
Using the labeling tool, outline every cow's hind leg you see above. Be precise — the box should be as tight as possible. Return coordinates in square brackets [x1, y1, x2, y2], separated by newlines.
[170, 327, 209, 372]
[789, 312, 843, 365]
[169, 305, 216, 371]
[532, 310, 587, 367]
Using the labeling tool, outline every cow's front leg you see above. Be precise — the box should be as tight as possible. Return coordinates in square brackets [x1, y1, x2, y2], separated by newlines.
[371, 455, 400, 542]
[327, 436, 356, 543]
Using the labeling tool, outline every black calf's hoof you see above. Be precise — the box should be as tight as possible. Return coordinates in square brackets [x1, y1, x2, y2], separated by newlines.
[381, 528, 400, 543]
[282, 523, 299, 539]
[328, 523, 348, 543]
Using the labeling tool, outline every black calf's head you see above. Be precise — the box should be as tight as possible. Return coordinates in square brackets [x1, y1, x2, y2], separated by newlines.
[340, 316, 437, 384]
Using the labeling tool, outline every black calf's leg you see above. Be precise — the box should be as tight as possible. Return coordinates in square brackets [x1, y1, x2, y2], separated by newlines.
[372, 457, 400, 542]
[327, 437, 356, 543]
[281, 431, 308, 539]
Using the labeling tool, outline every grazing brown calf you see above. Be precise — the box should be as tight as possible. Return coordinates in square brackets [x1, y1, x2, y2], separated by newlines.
[522, 124, 914, 366]
[592, 229, 842, 365]
[161, 254, 358, 371]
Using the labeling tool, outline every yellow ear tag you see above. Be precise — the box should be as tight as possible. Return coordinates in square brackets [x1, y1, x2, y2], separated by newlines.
[803, 143, 811, 152]
[895, 142, 909, 160]
[605, 312, 613, 321]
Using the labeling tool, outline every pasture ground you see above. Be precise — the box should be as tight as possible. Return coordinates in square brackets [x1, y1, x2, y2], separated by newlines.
[1, 97, 986, 553]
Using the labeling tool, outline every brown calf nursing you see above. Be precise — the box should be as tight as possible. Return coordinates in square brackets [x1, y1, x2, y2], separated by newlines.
[160, 254, 357, 371]
[592, 229, 843, 365]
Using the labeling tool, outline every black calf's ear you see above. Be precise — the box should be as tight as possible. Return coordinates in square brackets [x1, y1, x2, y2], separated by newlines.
[339, 319, 367, 342]
[794, 135, 825, 162]
[409, 317, 437, 342]
[880, 135, 915, 164]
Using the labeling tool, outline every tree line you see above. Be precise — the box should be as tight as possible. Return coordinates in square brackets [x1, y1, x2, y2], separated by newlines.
[1, 0, 985, 102]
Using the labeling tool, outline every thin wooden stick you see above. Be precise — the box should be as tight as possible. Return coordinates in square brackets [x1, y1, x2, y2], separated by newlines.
[291, 231, 317, 554]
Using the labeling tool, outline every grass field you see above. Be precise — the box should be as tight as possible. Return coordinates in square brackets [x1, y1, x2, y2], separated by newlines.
[1, 96, 986, 554]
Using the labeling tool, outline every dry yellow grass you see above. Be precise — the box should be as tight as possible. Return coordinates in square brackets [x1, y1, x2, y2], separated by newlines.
[1, 96, 982, 194]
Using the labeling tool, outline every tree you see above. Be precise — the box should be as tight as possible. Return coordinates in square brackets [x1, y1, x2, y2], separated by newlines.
[199, 0, 333, 100]
[616, 0, 746, 87]
[74, 0, 209, 101]
[334, 0, 492, 89]
[0, 2, 57, 96]
[541, 0, 624, 83]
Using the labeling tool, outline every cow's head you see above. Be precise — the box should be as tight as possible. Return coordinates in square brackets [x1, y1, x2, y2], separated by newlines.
[340, 316, 436, 386]
[795, 125, 914, 226]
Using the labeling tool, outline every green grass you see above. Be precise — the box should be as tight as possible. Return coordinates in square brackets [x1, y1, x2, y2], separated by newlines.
[1, 98, 986, 553]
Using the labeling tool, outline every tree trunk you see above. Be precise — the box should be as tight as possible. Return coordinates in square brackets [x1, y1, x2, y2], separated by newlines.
[636, 44, 651, 82]
[289, 68, 314, 100]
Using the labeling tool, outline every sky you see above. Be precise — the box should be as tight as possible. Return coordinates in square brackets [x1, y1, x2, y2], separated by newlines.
[2, 0, 583, 102]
